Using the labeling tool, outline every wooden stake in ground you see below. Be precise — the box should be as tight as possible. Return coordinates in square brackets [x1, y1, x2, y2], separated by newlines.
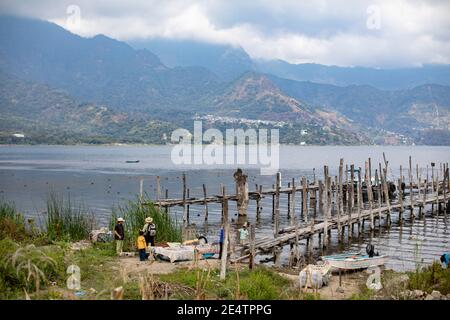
[249, 224, 255, 270]
[220, 186, 229, 280]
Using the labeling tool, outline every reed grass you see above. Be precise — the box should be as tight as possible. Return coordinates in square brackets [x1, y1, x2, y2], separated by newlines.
[45, 192, 93, 241]
[110, 197, 181, 250]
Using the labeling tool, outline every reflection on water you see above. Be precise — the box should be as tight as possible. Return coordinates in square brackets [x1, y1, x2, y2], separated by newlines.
[0, 145, 449, 271]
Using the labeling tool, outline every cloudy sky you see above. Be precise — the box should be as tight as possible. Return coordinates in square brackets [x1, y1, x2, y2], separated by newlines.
[1, 0, 449, 68]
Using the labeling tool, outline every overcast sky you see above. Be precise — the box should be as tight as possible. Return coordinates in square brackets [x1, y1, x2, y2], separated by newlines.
[1, 0, 449, 68]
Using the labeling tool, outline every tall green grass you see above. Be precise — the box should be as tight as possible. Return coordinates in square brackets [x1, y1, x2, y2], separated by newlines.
[110, 197, 181, 250]
[45, 192, 94, 241]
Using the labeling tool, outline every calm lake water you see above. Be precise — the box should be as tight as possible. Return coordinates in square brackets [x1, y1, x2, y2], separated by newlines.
[0, 145, 449, 271]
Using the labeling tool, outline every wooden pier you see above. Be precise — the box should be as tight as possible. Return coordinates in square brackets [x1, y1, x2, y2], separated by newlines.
[143, 156, 449, 273]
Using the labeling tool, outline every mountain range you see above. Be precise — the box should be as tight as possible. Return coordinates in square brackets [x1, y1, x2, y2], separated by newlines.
[0, 15, 449, 145]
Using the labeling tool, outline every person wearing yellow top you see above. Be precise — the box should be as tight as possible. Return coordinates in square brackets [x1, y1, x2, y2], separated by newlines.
[136, 231, 148, 261]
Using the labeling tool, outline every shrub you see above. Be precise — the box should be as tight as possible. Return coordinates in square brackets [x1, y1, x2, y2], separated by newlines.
[0, 201, 27, 242]
[0, 238, 66, 298]
[408, 261, 450, 295]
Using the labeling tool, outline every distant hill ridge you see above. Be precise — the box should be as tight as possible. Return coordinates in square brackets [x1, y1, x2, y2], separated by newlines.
[0, 15, 449, 145]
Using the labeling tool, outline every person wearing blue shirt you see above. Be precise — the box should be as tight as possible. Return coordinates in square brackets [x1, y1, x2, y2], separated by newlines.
[218, 226, 224, 259]
[441, 253, 449, 268]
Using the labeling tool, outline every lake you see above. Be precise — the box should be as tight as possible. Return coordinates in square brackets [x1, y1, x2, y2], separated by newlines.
[0, 145, 449, 271]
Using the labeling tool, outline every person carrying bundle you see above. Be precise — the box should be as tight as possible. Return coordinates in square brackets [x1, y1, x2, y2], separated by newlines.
[143, 217, 156, 246]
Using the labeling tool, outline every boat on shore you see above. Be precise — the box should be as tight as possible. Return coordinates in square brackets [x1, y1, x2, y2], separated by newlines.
[321, 251, 387, 270]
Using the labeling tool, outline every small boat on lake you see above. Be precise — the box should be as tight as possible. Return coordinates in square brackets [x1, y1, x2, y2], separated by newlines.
[321, 251, 387, 270]
[125, 160, 140, 163]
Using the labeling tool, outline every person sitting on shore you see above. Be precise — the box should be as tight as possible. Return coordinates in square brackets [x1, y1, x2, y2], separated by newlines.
[142, 217, 156, 247]
[441, 253, 449, 268]
[114, 217, 125, 255]
[136, 231, 148, 261]
[238, 223, 249, 245]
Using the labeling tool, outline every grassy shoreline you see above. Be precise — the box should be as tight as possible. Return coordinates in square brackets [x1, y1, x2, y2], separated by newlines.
[1, 199, 449, 300]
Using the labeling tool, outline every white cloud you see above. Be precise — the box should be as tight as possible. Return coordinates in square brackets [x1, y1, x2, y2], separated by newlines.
[0, 0, 449, 67]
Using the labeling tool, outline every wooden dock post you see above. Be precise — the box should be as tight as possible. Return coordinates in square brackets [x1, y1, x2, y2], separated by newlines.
[186, 189, 190, 223]
[255, 184, 261, 220]
[273, 172, 281, 267]
[323, 166, 329, 248]
[357, 168, 363, 235]
[365, 161, 374, 230]
[234, 169, 249, 216]
[203, 184, 209, 221]
[435, 164, 440, 213]
[431, 162, 436, 214]
[444, 166, 449, 213]
[258, 185, 263, 220]
[182, 173, 187, 227]
[444, 167, 448, 213]
[156, 176, 161, 213]
[272, 184, 275, 218]
[302, 176, 308, 223]
[345, 164, 349, 211]
[287, 182, 291, 219]
[375, 169, 382, 227]
[318, 180, 324, 215]
[350, 164, 355, 210]
[274, 172, 281, 237]
[139, 179, 144, 205]
[292, 178, 300, 266]
[398, 178, 404, 221]
[382, 168, 391, 225]
[338, 159, 344, 240]
[290, 178, 296, 221]
[165, 189, 169, 214]
[409, 156, 414, 217]
[220, 186, 229, 280]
